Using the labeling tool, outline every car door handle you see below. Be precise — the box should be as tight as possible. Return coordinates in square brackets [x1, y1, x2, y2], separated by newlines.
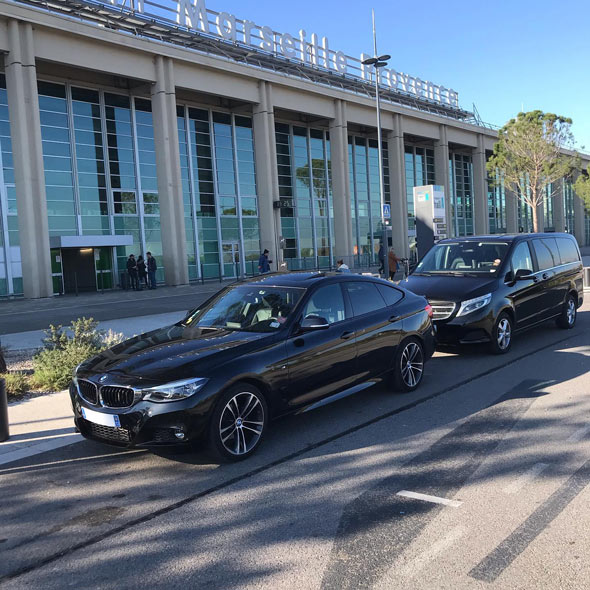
[388, 314, 399, 322]
[340, 331, 354, 340]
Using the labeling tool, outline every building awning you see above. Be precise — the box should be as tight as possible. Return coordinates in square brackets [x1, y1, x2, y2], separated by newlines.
[49, 235, 134, 249]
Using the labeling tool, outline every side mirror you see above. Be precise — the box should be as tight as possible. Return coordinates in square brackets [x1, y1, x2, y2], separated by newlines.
[514, 268, 533, 281]
[299, 315, 330, 332]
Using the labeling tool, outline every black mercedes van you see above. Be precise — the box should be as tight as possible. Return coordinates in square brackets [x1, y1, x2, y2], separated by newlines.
[403, 233, 584, 354]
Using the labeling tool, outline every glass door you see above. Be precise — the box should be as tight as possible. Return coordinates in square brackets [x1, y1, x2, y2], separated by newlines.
[95, 247, 114, 290]
[222, 242, 241, 278]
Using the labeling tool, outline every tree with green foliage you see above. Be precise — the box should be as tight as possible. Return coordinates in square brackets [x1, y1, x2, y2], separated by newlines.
[487, 111, 579, 232]
[573, 165, 590, 211]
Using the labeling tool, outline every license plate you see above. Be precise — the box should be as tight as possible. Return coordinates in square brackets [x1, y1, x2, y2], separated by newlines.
[81, 407, 121, 428]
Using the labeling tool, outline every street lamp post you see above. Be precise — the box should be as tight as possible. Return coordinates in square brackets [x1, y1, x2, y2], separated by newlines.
[362, 9, 391, 279]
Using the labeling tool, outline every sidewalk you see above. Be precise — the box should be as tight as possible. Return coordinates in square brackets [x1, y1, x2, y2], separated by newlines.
[0, 390, 80, 467]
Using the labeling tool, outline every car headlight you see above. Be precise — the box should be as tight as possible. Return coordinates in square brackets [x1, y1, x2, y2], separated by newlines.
[141, 377, 209, 402]
[457, 293, 492, 317]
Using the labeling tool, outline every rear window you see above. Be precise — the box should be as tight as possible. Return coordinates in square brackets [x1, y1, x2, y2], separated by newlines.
[344, 282, 387, 316]
[556, 237, 580, 264]
[376, 283, 404, 306]
[532, 239, 559, 270]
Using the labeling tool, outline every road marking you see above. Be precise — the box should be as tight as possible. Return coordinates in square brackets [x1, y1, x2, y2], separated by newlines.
[396, 490, 463, 508]
[399, 525, 468, 577]
[567, 424, 590, 443]
[470, 459, 590, 583]
[502, 462, 549, 494]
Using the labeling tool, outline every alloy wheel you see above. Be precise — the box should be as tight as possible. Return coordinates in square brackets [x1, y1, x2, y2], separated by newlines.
[567, 298, 576, 326]
[401, 342, 424, 388]
[497, 318, 512, 350]
[218, 392, 265, 456]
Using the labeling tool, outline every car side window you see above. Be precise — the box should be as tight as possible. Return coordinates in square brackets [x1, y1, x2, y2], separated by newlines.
[376, 283, 404, 306]
[302, 283, 347, 325]
[543, 238, 561, 266]
[510, 241, 534, 273]
[556, 237, 580, 264]
[344, 282, 387, 316]
[532, 239, 557, 270]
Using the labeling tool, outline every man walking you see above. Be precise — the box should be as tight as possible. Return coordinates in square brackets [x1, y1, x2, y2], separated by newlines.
[258, 249, 272, 274]
[126, 254, 139, 291]
[146, 252, 157, 289]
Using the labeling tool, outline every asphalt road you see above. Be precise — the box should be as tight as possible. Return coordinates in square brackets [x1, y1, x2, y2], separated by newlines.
[1, 302, 589, 589]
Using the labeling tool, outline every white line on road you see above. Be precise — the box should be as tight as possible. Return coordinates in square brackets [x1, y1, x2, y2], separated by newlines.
[399, 525, 468, 578]
[502, 462, 549, 494]
[396, 490, 463, 508]
[567, 424, 590, 443]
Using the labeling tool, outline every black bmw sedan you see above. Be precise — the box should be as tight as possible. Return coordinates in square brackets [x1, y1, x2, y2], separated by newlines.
[71, 272, 435, 460]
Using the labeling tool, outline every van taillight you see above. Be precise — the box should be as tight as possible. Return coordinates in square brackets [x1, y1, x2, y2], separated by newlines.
[425, 304, 433, 318]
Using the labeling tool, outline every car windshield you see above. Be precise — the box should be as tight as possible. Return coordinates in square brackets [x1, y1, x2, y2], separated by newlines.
[182, 285, 304, 333]
[414, 241, 509, 275]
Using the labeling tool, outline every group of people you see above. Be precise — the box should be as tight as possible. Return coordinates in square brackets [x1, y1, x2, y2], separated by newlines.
[126, 252, 158, 291]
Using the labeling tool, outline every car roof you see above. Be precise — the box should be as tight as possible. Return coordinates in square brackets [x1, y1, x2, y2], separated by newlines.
[232, 271, 388, 289]
[437, 232, 574, 244]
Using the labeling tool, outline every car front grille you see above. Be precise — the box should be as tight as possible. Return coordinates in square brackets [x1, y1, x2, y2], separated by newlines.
[100, 386, 135, 408]
[78, 379, 98, 405]
[87, 421, 131, 442]
[428, 301, 456, 321]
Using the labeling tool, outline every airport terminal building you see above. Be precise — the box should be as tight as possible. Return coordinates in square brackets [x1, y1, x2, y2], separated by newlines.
[0, 0, 588, 298]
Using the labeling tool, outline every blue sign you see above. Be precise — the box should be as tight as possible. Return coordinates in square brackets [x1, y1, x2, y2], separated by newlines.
[382, 203, 391, 219]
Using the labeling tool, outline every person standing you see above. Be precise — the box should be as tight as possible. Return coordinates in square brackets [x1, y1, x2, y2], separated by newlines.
[126, 254, 139, 291]
[146, 252, 157, 290]
[336, 259, 350, 273]
[258, 249, 272, 274]
[137, 256, 147, 289]
[388, 247, 403, 280]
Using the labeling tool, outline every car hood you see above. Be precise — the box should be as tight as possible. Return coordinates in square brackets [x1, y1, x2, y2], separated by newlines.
[401, 274, 499, 303]
[78, 324, 274, 383]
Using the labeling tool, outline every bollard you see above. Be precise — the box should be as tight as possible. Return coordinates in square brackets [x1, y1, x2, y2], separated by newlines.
[584, 267, 590, 289]
[200, 262, 204, 285]
[0, 378, 9, 442]
[74, 272, 78, 296]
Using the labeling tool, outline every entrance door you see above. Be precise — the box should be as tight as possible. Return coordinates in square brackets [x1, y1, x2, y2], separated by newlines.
[222, 242, 241, 278]
[61, 248, 97, 294]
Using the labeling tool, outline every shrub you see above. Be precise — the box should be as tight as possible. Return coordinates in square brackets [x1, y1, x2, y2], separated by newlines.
[33, 318, 124, 392]
[2, 372, 30, 399]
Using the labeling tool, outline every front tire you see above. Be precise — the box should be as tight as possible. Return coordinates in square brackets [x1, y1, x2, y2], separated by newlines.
[393, 338, 425, 392]
[490, 312, 513, 355]
[556, 294, 577, 329]
[208, 383, 268, 462]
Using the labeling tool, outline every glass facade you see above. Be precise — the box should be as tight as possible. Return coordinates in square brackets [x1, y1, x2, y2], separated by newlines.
[488, 169, 506, 234]
[0, 74, 20, 295]
[178, 107, 259, 278]
[404, 146, 435, 233]
[543, 184, 555, 231]
[348, 136, 388, 263]
[449, 153, 474, 236]
[275, 123, 333, 269]
[564, 179, 575, 234]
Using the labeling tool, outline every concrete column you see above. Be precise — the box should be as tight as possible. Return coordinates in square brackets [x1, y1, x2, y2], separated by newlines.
[434, 124, 452, 237]
[472, 134, 489, 235]
[386, 114, 409, 258]
[553, 179, 565, 232]
[151, 55, 188, 286]
[5, 20, 52, 298]
[505, 187, 518, 234]
[328, 99, 353, 258]
[252, 81, 279, 266]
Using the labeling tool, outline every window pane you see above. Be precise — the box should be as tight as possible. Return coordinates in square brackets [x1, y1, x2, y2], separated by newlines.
[302, 284, 346, 324]
[344, 282, 386, 316]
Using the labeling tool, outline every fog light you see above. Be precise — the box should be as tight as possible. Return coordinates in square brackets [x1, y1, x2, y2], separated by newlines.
[174, 431, 185, 440]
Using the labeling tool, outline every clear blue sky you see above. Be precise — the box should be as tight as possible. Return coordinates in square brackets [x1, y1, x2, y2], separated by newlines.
[213, 0, 589, 150]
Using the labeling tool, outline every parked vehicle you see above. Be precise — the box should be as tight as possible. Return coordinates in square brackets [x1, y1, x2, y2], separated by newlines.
[71, 272, 435, 460]
[403, 233, 584, 354]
